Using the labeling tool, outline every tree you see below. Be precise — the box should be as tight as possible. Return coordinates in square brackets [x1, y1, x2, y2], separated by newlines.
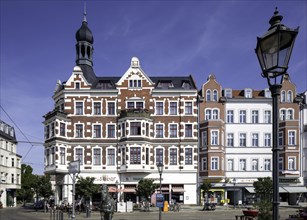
[135, 179, 157, 201]
[200, 180, 212, 203]
[253, 177, 273, 220]
[16, 164, 35, 206]
[75, 176, 100, 203]
[31, 174, 53, 212]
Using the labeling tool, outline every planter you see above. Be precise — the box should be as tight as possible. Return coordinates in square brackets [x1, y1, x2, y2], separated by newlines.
[243, 209, 259, 217]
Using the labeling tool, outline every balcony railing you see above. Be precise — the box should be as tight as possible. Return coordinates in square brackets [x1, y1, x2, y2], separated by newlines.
[44, 108, 67, 120]
[119, 109, 151, 119]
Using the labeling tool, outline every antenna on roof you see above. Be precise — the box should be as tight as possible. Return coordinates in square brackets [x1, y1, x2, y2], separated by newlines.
[83, 2, 87, 22]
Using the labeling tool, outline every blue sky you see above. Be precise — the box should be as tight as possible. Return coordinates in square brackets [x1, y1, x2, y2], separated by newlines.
[0, 0, 306, 174]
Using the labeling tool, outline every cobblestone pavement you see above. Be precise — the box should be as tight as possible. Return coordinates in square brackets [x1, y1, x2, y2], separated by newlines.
[0, 205, 300, 220]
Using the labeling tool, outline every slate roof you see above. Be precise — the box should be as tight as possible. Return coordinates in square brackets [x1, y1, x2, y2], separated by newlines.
[0, 120, 17, 143]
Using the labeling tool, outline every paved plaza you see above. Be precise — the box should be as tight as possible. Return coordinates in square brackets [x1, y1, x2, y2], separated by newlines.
[0, 204, 300, 220]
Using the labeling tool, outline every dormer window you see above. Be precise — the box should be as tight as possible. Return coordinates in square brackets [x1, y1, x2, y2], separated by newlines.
[75, 82, 80, 89]
[224, 89, 232, 98]
[129, 79, 142, 88]
[158, 81, 174, 89]
[182, 81, 191, 89]
[245, 89, 252, 98]
[264, 89, 271, 98]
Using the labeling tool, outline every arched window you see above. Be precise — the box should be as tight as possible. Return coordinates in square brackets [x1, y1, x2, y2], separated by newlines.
[287, 109, 294, 120]
[212, 109, 219, 120]
[206, 90, 211, 101]
[205, 109, 211, 120]
[213, 90, 218, 101]
[287, 91, 293, 102]
[281, 90, 286, 102]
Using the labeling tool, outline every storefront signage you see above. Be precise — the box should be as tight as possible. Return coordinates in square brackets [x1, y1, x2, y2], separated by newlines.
[156, 194, 164, 208]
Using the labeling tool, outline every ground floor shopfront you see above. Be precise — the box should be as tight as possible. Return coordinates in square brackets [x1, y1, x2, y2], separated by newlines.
[206, 183, 307, 206]
[51, 170, 197, 206]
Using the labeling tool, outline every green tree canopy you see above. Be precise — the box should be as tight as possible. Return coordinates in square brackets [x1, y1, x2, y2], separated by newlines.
[135, 179, 157, 201]
[75, 176, 100, 201]
[16, 164, 35, 204]
[253, 177, 273, 201]
[200, 180, 212, 198]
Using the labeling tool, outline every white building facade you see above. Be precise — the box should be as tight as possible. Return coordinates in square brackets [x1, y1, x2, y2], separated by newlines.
[0, 120, 21, 208]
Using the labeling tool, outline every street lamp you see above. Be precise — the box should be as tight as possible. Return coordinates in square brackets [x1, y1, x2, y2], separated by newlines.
[233, 178, 237, 209]
[255, 8, 299, 220]
[157, 163, 164, 220]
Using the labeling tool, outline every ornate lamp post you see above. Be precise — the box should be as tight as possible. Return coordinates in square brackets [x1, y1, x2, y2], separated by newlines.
[233, 178, 237, 209]
[157, 163, 164, 220]
[255, 8, 299, 220]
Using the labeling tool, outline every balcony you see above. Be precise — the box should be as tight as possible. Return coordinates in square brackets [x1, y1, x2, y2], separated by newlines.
[119, 109, 151, 119]
[44, 108, 67, 121]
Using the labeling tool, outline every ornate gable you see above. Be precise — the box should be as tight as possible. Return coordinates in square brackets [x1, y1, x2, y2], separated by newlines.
[64, 66, 92, 90]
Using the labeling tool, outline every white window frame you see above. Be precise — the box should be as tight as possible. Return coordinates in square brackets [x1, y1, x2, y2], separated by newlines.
[264, 159, 271, 171]
[201, 131, 207, 147]
[75, 147, 84, 165]
[202, 157, 207, 171]
[227, 110, 234, 123]
[211, 130, 219, 145]
[93, 147, 101, 165]
[264, 133, 271, 147]
[206, 90, 211, 101]
[239, 110, 246, 123]
[288, 130, 296, 145]
[227, 133, 234, 147]
[211, 157, 219, 170]
[169, 101, 178, 115]
[169, 123, 178, 138]
[107, 147, 116, 166]
[252, 159, 258, 171]
[213, 90, 218, 101]
[288, 156, 296, 170]
[227, 159, 233, 171]
[239, 159, 246, 171]
[155, 101, 164, 115]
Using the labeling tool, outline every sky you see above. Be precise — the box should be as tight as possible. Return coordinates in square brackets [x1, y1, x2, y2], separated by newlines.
[0, 0, 306, 174]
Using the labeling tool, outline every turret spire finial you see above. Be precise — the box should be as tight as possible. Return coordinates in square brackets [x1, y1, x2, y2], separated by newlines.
[83, 2, 87, 22]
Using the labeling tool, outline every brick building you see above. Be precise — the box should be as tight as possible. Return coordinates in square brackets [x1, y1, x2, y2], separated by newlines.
[44, 15, 198, 205]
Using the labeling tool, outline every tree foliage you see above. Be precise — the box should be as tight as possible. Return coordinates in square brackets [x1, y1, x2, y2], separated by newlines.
[200, 180, 212, 199]
[16, 164, 35, 203]
[136, 179, 157, 200]
[253, 177, 273, 201]
[75, 176, 100, 201]
[253, 177, 273, 220]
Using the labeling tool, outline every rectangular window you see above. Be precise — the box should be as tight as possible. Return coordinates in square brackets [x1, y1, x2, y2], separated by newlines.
[185, 102, 193, 115]
[211, 157, 219, 170]
[169, 124, 177, 138]
[252, 159, 258, 171]
[288, 131, 296, 145]
[264, 110, 271, 123]
[121, 123, 126, 137]
[107, 124, 115, 138]
[94, 102, 101, 115]
[45, 125, 50, 139]
[93, 125, 101, 138]
[239, 110, 246, 123]
[145, 148, 149, 165]
[202, 131, 207, 147]
[121, 148, 125, 165]
[75, 148, 83, 165]
[227, 159, 233, 171]
[60, 147, 65, 165]
[211, 130, 218, 145]
[202, 158, 208, 171]
[280, 109, 286, 120]
[60, 123, 66, 136]
[279, 132, 284, 146]
[136, 102, 143, 109]
[264, 133, 271, 147]
[51, 123, 55, 137]
[227, 110, 234, 123]
[279, 157, 284, 170]
[156, 148, 163, 164]
[131, 122, 141, 135]
[288, 157, 296, 170]
[169, 102, 177, 115]
[156, 124, 164, 138]
[185, 148, 193, 165]
[185, 124, 193, 137]
[93, 148, 101, 165]
[252, 133, 259, 147]
[108, 102, 115, 115]
[156, 102, 164, 115]
[76, 124, 83, 138]
[107, 149, 115, 165]
[11, 158, 14, 167]
[239, 159, 246, 171]
[212, 109, 218, 120]
[227, 133, 234, 147]
[224, 89, 232, 98]
[76, 102, 83, 115]
[252, 110, 259, 123]
[239, 133, 246, 147]
[127, 102, 134, 109]
[130, 147, 141, 164]
[129, 79, 142, 88]
[264, 159, 271, 171]
[170, 148, 177, 165]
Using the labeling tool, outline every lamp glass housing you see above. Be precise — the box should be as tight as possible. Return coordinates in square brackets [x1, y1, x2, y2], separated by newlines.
[157, 163, 164, 174]
[256, 25, 298, 78]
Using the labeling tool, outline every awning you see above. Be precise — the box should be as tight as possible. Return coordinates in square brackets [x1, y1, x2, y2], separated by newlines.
[209, 188, 225, 192]
[244, 187, 287, 193]
[161, 187, 169, 191]
[172, 187, 185, 193]
[245, 187, 255, 193]
[282, 186, 307, 193]
[123, 187, 136, 193]
[108, 187, 117, 192]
